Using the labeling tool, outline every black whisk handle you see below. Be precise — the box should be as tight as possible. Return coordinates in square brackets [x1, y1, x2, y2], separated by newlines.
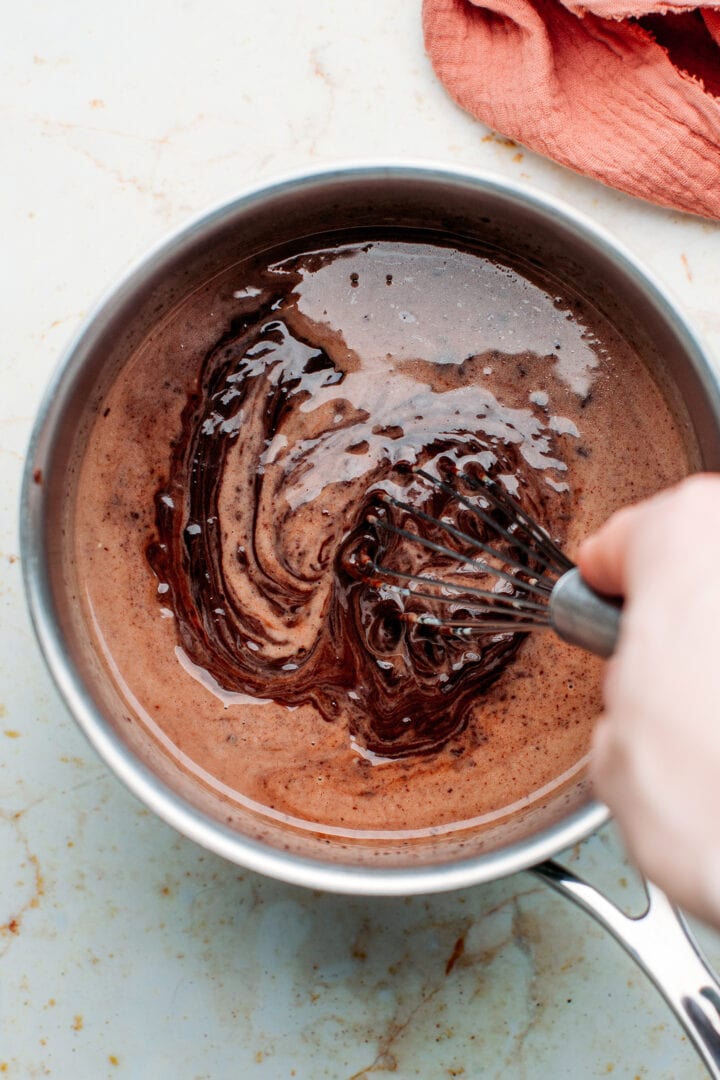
[549, 567, 622, 659]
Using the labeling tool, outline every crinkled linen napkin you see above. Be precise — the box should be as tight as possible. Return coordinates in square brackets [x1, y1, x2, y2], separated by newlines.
[423, 0, 720, 218]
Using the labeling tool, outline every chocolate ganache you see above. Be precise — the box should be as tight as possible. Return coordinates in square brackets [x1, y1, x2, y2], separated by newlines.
[74, 234, 689, 835]
[147, 242, 573, 757]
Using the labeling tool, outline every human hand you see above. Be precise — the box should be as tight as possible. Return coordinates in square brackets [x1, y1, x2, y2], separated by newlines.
[579, 474, 720, 926]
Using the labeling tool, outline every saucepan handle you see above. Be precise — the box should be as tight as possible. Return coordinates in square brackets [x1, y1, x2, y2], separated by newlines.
[532, 860, 720, 1078]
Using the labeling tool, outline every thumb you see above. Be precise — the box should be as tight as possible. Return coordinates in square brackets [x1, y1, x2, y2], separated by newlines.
[577, 504, 640, 598]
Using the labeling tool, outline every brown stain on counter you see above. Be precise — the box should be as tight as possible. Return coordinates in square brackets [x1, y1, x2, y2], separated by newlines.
[0, 810, 45, 948]
[310, 48, 333, 86]
[342, 886, 545, 1079]
[445, 935, 466, 976]
[481, 133, 517, 148]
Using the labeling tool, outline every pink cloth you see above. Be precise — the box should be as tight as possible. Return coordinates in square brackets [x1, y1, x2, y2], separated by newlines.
[423, 0, 720, 218]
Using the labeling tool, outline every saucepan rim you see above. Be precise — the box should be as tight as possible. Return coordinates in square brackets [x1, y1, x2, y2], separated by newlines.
[20, 161, 719, 895]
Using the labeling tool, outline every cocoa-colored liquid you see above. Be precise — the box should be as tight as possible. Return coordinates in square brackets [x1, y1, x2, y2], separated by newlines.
[74, 236, 689, 840]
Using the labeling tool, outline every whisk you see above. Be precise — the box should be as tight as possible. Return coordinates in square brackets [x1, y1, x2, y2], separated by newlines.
[360, 467, 621, 659]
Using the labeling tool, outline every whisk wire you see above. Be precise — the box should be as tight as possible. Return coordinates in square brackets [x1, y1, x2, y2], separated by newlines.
[448, 469, 572, 573]
[377, 492, 557, 591]
[379, 491, 553, 587]
[416, 468, 570, 579]
[368, 562, 550, 615]
[412, 618, 551, 635]
[370, 513, 552, 600]
[356, 467, 621, 657]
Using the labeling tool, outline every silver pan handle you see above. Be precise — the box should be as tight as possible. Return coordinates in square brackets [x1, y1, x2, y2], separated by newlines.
[533, 860, 720, 1078]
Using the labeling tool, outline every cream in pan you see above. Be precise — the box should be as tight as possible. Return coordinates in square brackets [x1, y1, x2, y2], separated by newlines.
[74, 236, 689, 837]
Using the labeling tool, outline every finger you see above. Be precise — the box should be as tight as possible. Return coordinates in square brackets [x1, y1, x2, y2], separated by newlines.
[577, 504, 641, 598]
[579, 474, 720, 599]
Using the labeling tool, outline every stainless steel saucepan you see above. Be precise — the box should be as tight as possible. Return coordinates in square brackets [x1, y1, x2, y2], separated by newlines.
[20, 164, 720, 1076]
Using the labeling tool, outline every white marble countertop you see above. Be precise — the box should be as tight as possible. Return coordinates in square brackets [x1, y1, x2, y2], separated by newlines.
[3, 2, 720, 1077]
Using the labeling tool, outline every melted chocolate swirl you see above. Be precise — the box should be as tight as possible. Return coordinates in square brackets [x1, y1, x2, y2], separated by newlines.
[148, 245, 571, 757]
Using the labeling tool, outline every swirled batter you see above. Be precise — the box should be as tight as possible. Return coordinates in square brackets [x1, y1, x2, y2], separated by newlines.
[74, 236, 689, 837]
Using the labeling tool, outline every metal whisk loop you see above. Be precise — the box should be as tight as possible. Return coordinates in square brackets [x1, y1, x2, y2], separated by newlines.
[369, 500, 552, 599]
[361, 466, 622, 658]
[365, 564, 548, 615]
[416, 467, 573, 579]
